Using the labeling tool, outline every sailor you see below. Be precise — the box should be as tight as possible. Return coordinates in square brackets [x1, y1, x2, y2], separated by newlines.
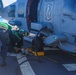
[0, 22, 25, 67]
[9, 28, 25, 53]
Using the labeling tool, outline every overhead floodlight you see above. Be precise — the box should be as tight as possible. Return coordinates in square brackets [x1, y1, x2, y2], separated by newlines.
[2, 0, 17, 8]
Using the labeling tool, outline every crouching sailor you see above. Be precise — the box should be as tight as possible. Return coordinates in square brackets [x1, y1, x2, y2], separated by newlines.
[0, 22, 12, 67]
[0, 21, 26, 67]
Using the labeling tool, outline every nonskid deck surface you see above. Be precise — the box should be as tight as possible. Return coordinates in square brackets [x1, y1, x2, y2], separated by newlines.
[24, 41, 76, 75]
[0, 41, 76, 75]
[26, 51, 76, 75]
[0, 56, 22, 75]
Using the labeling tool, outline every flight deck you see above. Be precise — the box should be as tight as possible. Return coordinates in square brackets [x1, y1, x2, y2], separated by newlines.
[0, 41, 76, 75]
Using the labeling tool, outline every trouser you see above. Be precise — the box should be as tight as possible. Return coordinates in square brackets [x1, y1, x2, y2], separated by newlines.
[0, 30, 9, 58]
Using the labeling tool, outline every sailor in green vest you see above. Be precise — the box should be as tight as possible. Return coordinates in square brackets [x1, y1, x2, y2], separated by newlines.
[0, 22, 25, 67]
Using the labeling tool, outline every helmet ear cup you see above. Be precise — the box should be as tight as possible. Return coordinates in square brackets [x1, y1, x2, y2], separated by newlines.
[19, 29, 25, 35]
[32, 36, 44, 52]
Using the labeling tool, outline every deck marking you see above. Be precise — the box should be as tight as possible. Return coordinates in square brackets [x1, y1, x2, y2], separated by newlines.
[16, 53, 36, 75]
[63, 64, 76, 71]
[7, 53, 36, 75]
[9, 53, 17, 57]
[7, 52, 17, 56]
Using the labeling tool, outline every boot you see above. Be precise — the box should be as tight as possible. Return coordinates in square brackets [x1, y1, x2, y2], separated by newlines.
[1, 57, 7, 67]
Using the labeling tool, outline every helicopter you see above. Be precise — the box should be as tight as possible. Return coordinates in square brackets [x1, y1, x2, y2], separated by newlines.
[1, 0, 76, 53]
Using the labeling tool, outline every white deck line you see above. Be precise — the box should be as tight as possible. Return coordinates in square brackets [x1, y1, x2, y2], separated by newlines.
[62, 64, 76, 71]
[7, 53, 35, 75]
[16, 53, 36, 75]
